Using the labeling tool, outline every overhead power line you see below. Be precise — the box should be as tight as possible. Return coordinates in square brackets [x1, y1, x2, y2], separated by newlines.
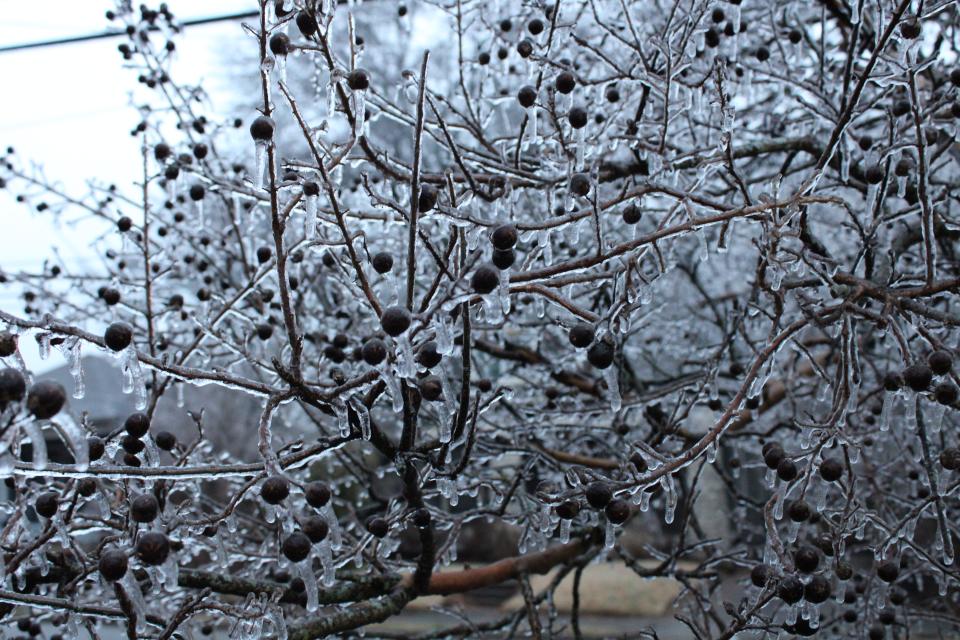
[0, 10, 259, 54]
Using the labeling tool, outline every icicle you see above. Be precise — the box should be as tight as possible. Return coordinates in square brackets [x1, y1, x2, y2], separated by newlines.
[22, 421, 47, 470]
[66, 338, 84, 399]
[255, 141, 268, 189]
[269, 606, 288, 640]
[317, 538, 335, 587]
[120, 347, 147, 410]
[352, 90, 366, 139]
[58, 414, 89, 470]
[395, 334, 416, 379]
[333, 401, 350, 437]
[38, 333, 50, 360]
[305, 194, 318, 240]
[603, 521, 616, 549]
[159, 553, 179, 591]
[322, 503, 342, 551]
[602, 367, 621, 411]
[575, 127, 585, 169]
[880, 392, 893, 432]
[120, 571, 149, 632]
[298, 560, 319, 612]
[353, 400, 371, 440]
[559, 518, 571, 543]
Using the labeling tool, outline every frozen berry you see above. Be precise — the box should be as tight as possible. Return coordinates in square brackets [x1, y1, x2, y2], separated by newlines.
[705, 28, 720, 48]
[269, 33, 290, 56]
[471, 264, 499, 294]
[104, 322, 133, 351]
[125, 412, 150, 438]
[117, 216, 133, 232]
[0, 368, 26, 405]
[940, 447, 960, 471]
[130, 494, 159, 523]
[776, 458, 798, 482]
[934, 382, 958, 405]
[903, 364, 933, 391]
[189, 184, 205, 201]
[605, 86, 620, 102]
[366, 516, 388, 538]
[750, 564, 771, 587]
[756, 46, 770, 62]
[517, 39, 533, 58]
[362, 338, 387, 365]
[282, 532, 311, 562]
[569, 173, 590, 196]
[122, 435, 145, 454]
[27, 381, 66, 419]
[412, 507, 431, 527]
[492, 249, 515, 270]
[154, 143, 172, 161]
[256, 324, 273, 340]
[876, 560, 899, 582]
[302, 515, 329, 543]
[518, 85, 537, 108]
[416, 341, 442, 369]
[882, 372, 902, 392]
[88, 437, 105, 461]
[585, 480, 612, 509]
[304, 482, 331, 508]
[348, 68, 370, 91]
[135, 531, 170, 565]
[622, 204, 641, 224]
[864, 165, 884, 185]
[900, 16, 921, 39]
[295, 11, 317, 36]
[78, 477, 97, 496]
[249, 116, 275, 142]
[568, 106, 587, 129]
[372, 252, 394, 274]
[804, 574, 831, 603]
[419, 376, 443, 401]
[98, 550, 128, 581]
[819, 458, 843, 482]
[569, 322, 594, 348]
[492, 224, 518, 250]
[794, 547, 820, 573]
[418, 184, 437, 212]
[102, 288, 121, 306]
[35, 492, 58, 518]
[380, 306, 411, 336]
[928, 350, 953, 376]
[587, 340, 615, 369]
[261, 476, 290, 505]
[555, 71, 576, 94]
[555, 500, 581, 519]
[0, 331, 16, 357]
[154, 431, 176, 451]
[778, 575, 803, 603]
[787, 500, 810, 523]
[605, 498, 630, 524]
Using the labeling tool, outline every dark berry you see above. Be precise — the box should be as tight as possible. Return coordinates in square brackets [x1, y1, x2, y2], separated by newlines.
[585, 481, 612, 509]
[555, 71, 576, 94]
[412, 508, 431, 527]
[122, 435, 145, 454]
[154, 431, 176, 451]
[568, 322, 594, 349]
[256, 324, 273, 341]
[756, 46, 770, 62]
[35, 492, 58, 518]
[622, 204, 641, 225]
[130, 494, 159, 523]
[304, 482, 332, 508]
[418, 184, 437, 212]
[876, 560, 899, 582]
[794, 547, 820, 573]
[261, 476, 290, 505]
[777, 458, 798, 482]
[492, 249, 515, 270]
[249, 116, 275, 142]
[471, 264, 499, 294]
[787, 500, 810, 523]
[928, 350, 953, 376]
[366, 516, 388, 538]
[492, 224, 518, 250]
[569, 173, 590, 196]
[189, 184, 205, 201]
[518, 85, 537, 108]
[282, 532, 311, 562]
[419, 376, 443, 401]
[135, 531, 170, 565]
[27, 381, 66, 419]
[0, 331, 16, 357]
[104, 322, 133, 351]
[587, 340, 615, 369]
[0, 368, 26, 405]
[934, 382, 958, 405]
[381, 306, 411, 336]
[903, 364, 933, 391]
[269, 33, 290, 56]
[362, 338, 388, 365]
[125, 412, 150, 438]
[804, 574, 831, 603]
[555, 500, 581, 519]
[568, 106, 587, 129]
[372, 252, 394, 274]
[605, 498, 630, 524]
[416, 341, 442, 369]
[78, 478, 97, 497]
[302, 515, 329, 543]
[117, 216, 133, 232]
[778, 575, 803, 603]
[295, 11, 317, 36]
[88, 437, 105, 461]
[819, 458, 843, 482]
[98, 550, 128, 581]
[750, 564, 771, 587]
[883, 372, 902, 392]
[900, 16, 921, 39]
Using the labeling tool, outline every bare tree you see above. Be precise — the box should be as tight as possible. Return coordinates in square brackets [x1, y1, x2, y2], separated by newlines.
[2, 0, 960, 637]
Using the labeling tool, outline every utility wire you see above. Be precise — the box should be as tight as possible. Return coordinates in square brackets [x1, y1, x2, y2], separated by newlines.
[0, 11, 258, 54]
